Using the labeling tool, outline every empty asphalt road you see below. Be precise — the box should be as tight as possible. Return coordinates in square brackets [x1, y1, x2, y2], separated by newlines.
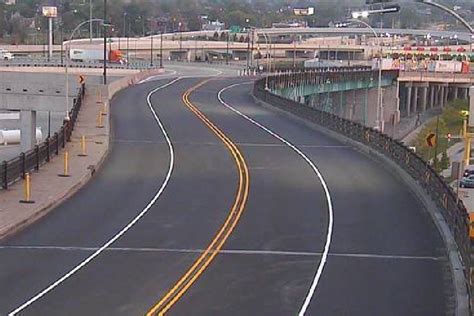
[0, 74, 452, 315]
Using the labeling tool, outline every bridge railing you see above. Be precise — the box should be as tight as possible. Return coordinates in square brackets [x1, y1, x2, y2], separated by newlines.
[254, 75, 471, 282]
[0, 84, 85, 190]
[266, 68, 398, 92]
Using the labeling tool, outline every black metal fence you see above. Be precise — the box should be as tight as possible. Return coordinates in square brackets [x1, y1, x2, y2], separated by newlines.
[254, 76, 471, 281]
[1, 84, 85, 190]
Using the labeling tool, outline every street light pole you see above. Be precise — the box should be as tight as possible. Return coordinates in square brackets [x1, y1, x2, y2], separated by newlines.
[65, 19, 104, 121]
[103, 0, 107, 85]
[89, 0, 93, 43]
[350, 18, 383, 132]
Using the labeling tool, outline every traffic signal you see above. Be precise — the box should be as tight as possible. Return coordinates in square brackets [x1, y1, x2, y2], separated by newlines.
[447, 133, 452, 142]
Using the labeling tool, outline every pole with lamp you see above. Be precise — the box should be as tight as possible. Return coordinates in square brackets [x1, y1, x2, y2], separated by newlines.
[260, 31, 272, 89]
[64, 18, 105, 122]
[103, 0, 107, 85]
[89, 0, 93, 43]
[349, 16, 384, 132]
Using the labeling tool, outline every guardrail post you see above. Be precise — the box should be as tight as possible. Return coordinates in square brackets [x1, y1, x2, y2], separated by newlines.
[2, 161, 7, 190]
[20, 152, 26, 179]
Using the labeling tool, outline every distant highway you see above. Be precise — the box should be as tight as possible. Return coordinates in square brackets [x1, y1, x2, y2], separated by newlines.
[0, 67, 452, 315]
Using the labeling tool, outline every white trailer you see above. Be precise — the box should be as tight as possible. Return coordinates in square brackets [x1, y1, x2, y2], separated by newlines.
[69, 49, 106, 62]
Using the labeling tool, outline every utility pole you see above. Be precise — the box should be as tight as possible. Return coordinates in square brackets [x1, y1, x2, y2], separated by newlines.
[89, 0, 93, 43]
[48, 17, 53, 61]
[103, 0, 107, 85]
[433, 114, 440, 170]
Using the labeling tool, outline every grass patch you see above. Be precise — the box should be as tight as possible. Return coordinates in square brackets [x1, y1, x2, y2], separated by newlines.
[410, 99, 468, 171]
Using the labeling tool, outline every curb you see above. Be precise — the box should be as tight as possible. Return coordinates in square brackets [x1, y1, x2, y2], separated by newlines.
[252, 94, 470, 316]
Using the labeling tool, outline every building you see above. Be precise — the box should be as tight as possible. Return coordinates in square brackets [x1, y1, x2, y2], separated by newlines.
[200, 16, 225, 31]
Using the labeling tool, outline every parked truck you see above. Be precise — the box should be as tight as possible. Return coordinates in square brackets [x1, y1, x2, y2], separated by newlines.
[69, 49, 126, 64]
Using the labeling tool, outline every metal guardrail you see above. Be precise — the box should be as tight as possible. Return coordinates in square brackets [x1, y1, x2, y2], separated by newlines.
[254, 74, 471, 284]
[0, 84, 85, 190]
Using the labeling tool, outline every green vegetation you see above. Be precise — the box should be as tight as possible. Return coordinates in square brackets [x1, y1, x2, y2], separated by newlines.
[411, 99, 468, 172]
[1, 0, 472, 44]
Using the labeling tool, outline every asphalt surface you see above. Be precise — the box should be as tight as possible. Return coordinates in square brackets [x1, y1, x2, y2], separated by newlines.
[0, 71, 451, 315]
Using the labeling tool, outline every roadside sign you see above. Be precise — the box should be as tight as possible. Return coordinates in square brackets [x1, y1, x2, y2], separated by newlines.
[230, 25, 241, 34]
[78, 75, 85, 85]
[426, 133, 436, 147]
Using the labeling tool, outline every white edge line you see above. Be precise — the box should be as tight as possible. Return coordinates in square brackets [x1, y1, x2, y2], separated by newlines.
[8, 78, 180, 315]
[217, 82, 334, 316]
[138, 67, 223, 84]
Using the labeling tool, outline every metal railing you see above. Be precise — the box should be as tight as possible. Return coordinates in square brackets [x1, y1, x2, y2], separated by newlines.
[254, 75, 470, 282]
[1, 84, 85, 190]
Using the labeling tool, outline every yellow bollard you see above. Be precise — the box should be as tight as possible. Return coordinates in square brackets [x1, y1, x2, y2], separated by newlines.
[96, 88, 102, 104]
[101, 102, 107, 115]
[19, 173, 35, 204]
[78, 135, 88, 157]
[58, 151, 70, 177]
[97, 111, 104, 128]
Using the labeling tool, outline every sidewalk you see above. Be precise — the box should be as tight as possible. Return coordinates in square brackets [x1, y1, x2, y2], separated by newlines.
[0, 85, 110, 239]
[0, 67, 164, 240]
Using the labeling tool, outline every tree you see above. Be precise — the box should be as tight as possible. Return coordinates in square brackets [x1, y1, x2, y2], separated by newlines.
[440, 150, 450, 171]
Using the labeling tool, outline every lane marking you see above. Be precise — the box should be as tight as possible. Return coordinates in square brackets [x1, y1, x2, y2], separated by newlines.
[0, 245, 442, 261]
[114, 139, 350, 149]
[146, 80, 250, 316]
[138, 67, 223, 84]
[138, 70, 178, 84]
[7, 78, 181, 316]
[217, 82, 334, 316]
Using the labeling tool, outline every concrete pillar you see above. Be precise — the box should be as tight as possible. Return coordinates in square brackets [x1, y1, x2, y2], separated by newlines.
[444, 86, 449, 106]
[421, 86, 428, 112]
[412, 86, 419, 114]
[463, 88, 469, 100]
[469, 87, 474, 127]
[438, 86, 443, 107]
[20, 110, 36, 153]
[396, 81, 400, 121]
[406, 84, 412, 117]
[439, 85, 445, 107]
[453, 87, 459, 100]
[430, 85, 435, 109]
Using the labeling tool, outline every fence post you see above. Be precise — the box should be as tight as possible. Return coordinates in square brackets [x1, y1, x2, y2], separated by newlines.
[20, 152, 26, 179]
[46, 137, 50, 162]
[55, 132, 59, 155]
[35, 145, 40, 170]
[61, 128, 66, 148]
[2, 161, 7, 190]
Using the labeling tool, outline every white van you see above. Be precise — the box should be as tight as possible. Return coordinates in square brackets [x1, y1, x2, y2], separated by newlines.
[0, 49, 14, 60]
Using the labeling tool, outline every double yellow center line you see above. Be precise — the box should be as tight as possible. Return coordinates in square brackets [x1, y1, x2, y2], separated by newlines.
[146, 80, 250, 315]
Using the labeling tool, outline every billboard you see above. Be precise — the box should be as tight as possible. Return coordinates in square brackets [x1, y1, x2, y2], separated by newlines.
[293, 7, 314, 16]
[42, 6, 57, 18]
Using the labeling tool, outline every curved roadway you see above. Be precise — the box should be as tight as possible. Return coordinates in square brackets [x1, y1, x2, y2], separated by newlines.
[0, 69, 452, 315]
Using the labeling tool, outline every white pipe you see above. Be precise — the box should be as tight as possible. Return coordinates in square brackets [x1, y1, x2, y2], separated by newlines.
[0, 128, 42, 145]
